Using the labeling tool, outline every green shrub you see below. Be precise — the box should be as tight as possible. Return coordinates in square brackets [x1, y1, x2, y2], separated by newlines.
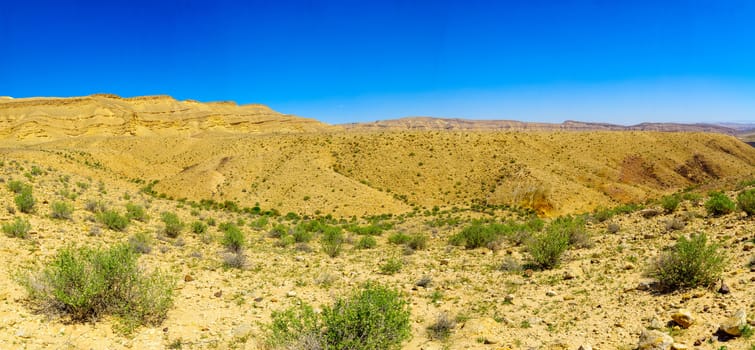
[128, 231, 153, 254]
[19, 244, 174, 330]
[379, 258, 403, 275]
[549, 215, 591, 248]
[3, 217, 31, 238]
[7, 180, 28, 194]
[221, 223, 245, 253]
[267, 303, 323, 348]
[292, 226, 313, 243]
[322, 282, 411, 349]
[97, 210, 129, 231]
[527, 228, 570, 269]
[648, 233, 726, 291]
[269, 224, 288, 238]
[15, 187, 36, 213]
[661, 195, 681, 213]
[266, 283, 410, 350]
[191, 221, 207, 234]
[321, 227, 344, 257]
[407, 234, 428, 250]
[161, 212, 183, 238]
[448, 223, 499, 249]
[356, 236, 377, 249]
[125, 203, 148, 222]
[705, 192, 736, 216]
[50, 201, 74, 220]
[737, 189, 755, 216]
[388, 232, 411, 245]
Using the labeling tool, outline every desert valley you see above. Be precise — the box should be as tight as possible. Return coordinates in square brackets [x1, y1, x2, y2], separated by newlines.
[1, 94, 754, 350]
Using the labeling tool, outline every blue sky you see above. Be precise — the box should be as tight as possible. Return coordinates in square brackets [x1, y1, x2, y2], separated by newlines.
[1, 0, 754, 124]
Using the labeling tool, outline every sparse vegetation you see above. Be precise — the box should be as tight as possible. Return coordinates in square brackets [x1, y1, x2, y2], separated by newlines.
[125, 203, 148, 222]
[161, 212, 184, 238]
[267, 282, 410, 350]
[191, 220, 207, 234]
[705, 192, 736, 216]
[380, 257, 403, 275]
[321, 227, 344, 257]
[15, 187, 36, 213]
[737, 189, 755, 216]
[3, 217, 32, 238]
[19, 244, 174, 331]
[428, 312, 456, 340]
[128, 231, 153, 254]
[648, 233, 726, 291]
[661, 194, 681, 213]
[97, 209, 129, 231]
[50, 200, 74, 220]
[356, 235, 377, 249]
[527, 226, 570, 269]
[221, 223, 245, 253]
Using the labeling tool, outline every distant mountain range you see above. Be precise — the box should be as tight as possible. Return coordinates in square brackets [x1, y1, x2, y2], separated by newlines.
[342, 116, 755, 136]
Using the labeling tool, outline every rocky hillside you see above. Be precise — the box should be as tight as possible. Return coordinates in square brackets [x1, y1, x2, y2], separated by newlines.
[0, 94, 333, 143]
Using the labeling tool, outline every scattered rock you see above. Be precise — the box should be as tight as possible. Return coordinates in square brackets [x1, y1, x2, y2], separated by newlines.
[439, 258, 450, 266]
[719, 308, 747, 336]
[184, 274, 194, 282]
[233, 324, 252, 338]
[670, 343, 688, 350]
[718, 281, 730, 294]
[563, 270, 577, 280]
[641, 208, 661, 218]
[286, 291, 297, 297]
[214, 290, 223, 298]
[253, 297, 263, 302]
[637, 281, 653, 291]
[638, 329, 674, 350]
[624, 263, 635, 270]
[504, 294, 514, 303]
[671, 309, 695, 329]
[546, 290, 557, 297]
[649, 316, 664, 330]
[460, 318, 502, 345]
[578, 345, 593, 350]
[15, 328, 32, 338]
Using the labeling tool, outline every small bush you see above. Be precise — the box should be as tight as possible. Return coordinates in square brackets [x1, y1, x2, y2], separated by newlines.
[19, 244, 174, 329]
[15, 187, 36, 213]
[449, 223, 498, 249]
[268, 224, 288, 238]
[97, 210, 129, 231]
[550, 215, 591, 248]
[221, 223, 245, 253]
[125, 203, 148, 222]
[191, 221, 207, 234]
[737, 189, 755, 216]
[321, 227, 344, 257]
[222, 251, 247, 269]
[388, 232, 411, 245]
[356, 236, 377, 249]
[322, 282, 411, 349]
[128, 231, 153, 254]
[161, 212, 184, 238]
[661, 195, 681, 213]
[7, 180, 28, 194]
[648, 233, 726, 291]
[85, 199, 107, 213]
[428, 312, 456, 340]
[527, 228, 569, 269]
[407, 234, 428, 250]
[3, 217, 31, 238]
[50, 201, 74, 220]
[705, 192, 736, 216]
[380, 258, 403, 275]
[292, 226, 313, 243]
[266, 283, 410, 350]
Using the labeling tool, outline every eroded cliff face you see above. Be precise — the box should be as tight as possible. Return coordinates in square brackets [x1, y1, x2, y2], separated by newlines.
[0, 94, 334, 143]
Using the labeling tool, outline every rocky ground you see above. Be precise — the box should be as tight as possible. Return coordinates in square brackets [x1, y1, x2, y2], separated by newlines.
[0, 158, 754, 350]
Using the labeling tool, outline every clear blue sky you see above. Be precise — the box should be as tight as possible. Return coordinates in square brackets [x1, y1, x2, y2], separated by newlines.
[2, 0, 754, 124]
